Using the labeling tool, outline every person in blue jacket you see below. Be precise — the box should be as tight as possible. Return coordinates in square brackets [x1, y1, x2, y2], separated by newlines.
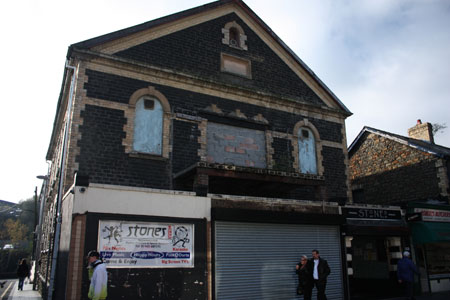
[397, 251, 419, 300]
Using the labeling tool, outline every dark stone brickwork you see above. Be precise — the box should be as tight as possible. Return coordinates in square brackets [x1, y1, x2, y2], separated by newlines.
[349, 132, 441, 206]
[114, 13, 325, 107]
[84, 69, 343, 142]
[77, 104, 170, 189]
[82, 69, 346, 197]
[272, 137, 295, 172]
[322, 146, 347, 201]
[286, 186, 316, 201]
[351, 161, 441, 206]
[172, 120, 201, 174]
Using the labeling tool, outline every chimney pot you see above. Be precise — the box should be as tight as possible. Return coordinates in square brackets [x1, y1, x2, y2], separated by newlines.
[408, 120, 434, 143]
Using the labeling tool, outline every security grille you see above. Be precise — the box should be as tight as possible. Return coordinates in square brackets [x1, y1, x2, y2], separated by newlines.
[215, 221, 343, 300]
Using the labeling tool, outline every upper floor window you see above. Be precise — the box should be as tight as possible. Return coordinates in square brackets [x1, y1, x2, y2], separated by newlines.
[133, 96, 163, 155]
[222, 21, 248, 50]
[229, 27, 239, 47]
[298, 127, 317, 174]
[123, 86, 171, 159]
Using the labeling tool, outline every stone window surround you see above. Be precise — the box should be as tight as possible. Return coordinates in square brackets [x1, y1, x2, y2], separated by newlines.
[195, 107, 323, 176]
[292, 119, 324, 176]
[220, 52, 252, 79]
[123, 86, 172, 159]
[221, 21, 248, 50]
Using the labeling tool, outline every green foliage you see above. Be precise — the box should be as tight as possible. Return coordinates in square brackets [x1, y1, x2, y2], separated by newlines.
[0, 196, 36, 253]
[4, 219, 30, 244]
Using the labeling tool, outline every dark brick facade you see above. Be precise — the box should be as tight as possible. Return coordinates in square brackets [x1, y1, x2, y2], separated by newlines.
[352, 161, 441, 205]
[84, 69, 343, 140]
[77, 104, 171, 189]
[115, 13, 325, 107]
[172, 119, 201, 174]
[271, 137, 295, 172]
[43, 5, 352, 300]
[322, 146, 348, 202]
[81, 69, 347, 199]
[349, 132, 442, 205]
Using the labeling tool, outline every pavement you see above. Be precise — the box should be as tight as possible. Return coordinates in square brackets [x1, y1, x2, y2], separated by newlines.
[7, 281, 41, 300]
[379, 291, 450, 300]
[3, 279, 450, 300]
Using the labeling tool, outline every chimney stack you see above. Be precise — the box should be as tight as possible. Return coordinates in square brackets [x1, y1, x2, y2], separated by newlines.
[408, 119, 434, 143]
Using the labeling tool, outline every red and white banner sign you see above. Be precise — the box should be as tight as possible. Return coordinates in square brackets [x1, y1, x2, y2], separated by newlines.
[414, 208, 450, 223]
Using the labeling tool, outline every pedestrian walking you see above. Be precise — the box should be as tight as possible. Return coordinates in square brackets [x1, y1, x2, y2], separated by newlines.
[87, 250, 108, 300]
[307, 249, 330, 300]
[16, 258, 30, 291]
[397, 251, 419, 300]
[296, 255, 313, 300]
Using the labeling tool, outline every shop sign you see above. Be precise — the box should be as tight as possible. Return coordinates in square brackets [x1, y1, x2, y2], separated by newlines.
[343, 207, 401, 220]
[414, 208, 450, 223]
[98, 220, 194, 268]
[406, 212, 422, 222]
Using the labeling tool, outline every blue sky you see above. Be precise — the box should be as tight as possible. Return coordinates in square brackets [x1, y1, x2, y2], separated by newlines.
[1, 0, 449, 203]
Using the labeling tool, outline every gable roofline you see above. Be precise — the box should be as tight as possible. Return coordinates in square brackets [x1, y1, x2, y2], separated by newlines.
[348, 126, 450, 158]
[68, 0, 351, 115]
[69, 0, 228, 51]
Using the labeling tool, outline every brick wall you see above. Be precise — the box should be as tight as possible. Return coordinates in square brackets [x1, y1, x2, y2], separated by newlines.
[172, 119, 201, 174]
[84, 69, 343, 140]
[349, 132, 441, 205]
[77, 104, 171, 189]
[79, 68, 347, 198]
[115, 13, 325, 107]
[80, 69, 347, 198]
[322, 146, 348, 201]
[206, 122, 266, 168]
[272, 137, 295, 172]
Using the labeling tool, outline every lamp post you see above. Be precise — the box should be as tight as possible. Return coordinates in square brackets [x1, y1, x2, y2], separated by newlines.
[34, 175, 48, 291]
[33, 187, 37, 258]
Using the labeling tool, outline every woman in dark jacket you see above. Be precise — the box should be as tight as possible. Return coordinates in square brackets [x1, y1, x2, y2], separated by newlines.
[16, 259, 30, 291]
[296, 255, 313, 300]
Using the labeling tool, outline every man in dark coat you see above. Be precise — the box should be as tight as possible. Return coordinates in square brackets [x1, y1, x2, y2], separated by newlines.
[397, 251, 419, 300]
[307, 249, 330, 300]
[16, 259, 30, 291]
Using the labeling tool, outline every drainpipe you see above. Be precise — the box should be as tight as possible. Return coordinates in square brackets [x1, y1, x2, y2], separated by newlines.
[47, 61, 77, 300]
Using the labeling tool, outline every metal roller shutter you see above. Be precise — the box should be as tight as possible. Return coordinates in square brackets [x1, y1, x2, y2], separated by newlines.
[215, 221, 343, 300]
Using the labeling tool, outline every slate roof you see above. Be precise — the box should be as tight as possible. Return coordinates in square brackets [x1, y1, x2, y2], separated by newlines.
[348, 126, 450, 158]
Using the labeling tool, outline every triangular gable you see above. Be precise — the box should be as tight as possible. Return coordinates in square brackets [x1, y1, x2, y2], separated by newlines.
[70, 0, 351, 114]
[349, 126, 450, 158]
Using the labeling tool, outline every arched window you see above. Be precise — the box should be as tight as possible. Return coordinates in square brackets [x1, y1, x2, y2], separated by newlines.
[298, 127, 317, 174]
[133, 96, 163, 155]
[221, 21, 247, 50]
[229, 27, 239, 47]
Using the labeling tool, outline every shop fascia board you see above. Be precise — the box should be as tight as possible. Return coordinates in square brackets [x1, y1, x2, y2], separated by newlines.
[71, 183, 211, 221]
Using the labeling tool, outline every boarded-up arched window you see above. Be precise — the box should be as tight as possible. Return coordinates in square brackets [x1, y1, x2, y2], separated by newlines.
[133, 96, 163, 155]
[298, 127, 317, 174]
